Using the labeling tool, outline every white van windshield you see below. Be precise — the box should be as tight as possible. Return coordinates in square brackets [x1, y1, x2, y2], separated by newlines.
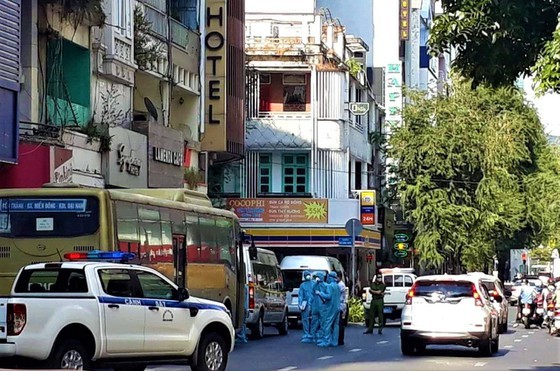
[282, 269, 328, 291]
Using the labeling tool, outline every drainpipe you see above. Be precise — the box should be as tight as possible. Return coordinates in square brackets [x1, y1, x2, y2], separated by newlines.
[311, 65, 318, 197]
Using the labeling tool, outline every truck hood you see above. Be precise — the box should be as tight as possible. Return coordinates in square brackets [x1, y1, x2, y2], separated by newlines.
[187, 296, 229, 313]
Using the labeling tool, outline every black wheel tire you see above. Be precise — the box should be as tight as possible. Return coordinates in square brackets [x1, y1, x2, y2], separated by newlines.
[499, 322, 507, 334]
[191, 332, 228, 371]
[401, 336, 415, 356]
[522, 317, 530, 329]
[288, 318, 298, 329]
[277, 311, 289, 336]
[415, 342, 426, 354]
[478, 336, 492, 357]
[47, 338, 91, 370]
[115, 366, 146, 371]
[251, 314, 264, 339]
[491, 336, 499, 354]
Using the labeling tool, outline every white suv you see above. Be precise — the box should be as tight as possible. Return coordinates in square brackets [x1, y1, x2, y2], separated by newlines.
[401, 274, 500, 356]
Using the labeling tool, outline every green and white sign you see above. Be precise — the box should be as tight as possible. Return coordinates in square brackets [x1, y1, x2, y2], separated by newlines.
[394, 250, 408, 258]
[394, 233, 409, 242]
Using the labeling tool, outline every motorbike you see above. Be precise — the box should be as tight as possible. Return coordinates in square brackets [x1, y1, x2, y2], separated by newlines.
[521, 299, 544, 329]
[550, 307, 560, 336]
[544, 298, 556, 331]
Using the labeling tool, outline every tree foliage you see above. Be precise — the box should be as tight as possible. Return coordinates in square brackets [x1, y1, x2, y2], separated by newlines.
[389, 79, 560, 272]
[430, 0, 560, 92]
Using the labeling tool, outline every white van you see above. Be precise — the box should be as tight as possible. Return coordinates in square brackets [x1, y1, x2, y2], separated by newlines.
[362, 267, 417, 324]
[279, 255, 347, 327]
[244, 245, 289, 339]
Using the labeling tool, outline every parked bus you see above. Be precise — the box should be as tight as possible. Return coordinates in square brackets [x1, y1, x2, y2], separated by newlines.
[0, 184, 246, 328]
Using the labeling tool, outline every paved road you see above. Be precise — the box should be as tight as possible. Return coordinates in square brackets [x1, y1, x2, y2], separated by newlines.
[154, 312, 560, 371]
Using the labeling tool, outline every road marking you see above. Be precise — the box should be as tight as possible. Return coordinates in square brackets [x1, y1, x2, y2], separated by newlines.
[522, 335, 529, 338]
[474, 362, 487, 367]
[317, 356, 333, 360]
[349, 348, 362, 352]
[278, 367, 297, 371]
[514, 339, 522, 342]
[504, 345, 513, 349]
[528, 331, 534, 334]
[377, 340, 388, 344]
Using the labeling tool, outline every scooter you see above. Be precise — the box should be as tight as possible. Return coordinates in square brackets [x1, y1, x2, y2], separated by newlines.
[544, 299, 556, 331]
[550, 307, 560, 336]
[521, 301, 544, 329]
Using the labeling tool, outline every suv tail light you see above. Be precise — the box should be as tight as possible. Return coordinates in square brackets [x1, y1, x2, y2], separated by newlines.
[248, 283, 255, 310]
[7, 303, 26, 336]
[471, 284, 484, 307]
[405, 284, 416, 305]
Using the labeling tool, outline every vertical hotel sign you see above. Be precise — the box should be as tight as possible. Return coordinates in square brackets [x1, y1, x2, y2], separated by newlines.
[203, 0, 227, 151]
[400, 0, 410, 40]
[384, 62, 403, 131]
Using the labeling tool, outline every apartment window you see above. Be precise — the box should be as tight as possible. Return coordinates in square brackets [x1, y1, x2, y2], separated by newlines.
[115, 0, 132, 38]
[259, 154, 272, 193]
[282, 154, 308, 193]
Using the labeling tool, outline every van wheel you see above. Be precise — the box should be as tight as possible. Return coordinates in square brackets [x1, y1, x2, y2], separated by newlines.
[250, 314, 264, 339]
[491, 336, 499, 354]
[478, 336, 492, 357]
[47, 339, 91, 369]
[191, 332, 228, 371]
[277, 311, 289, 336]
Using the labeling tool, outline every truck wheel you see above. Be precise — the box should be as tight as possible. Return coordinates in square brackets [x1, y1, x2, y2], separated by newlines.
[401, 337, 415, 356]
[47, 339, 90, 369]
[191, 332, 228, 371]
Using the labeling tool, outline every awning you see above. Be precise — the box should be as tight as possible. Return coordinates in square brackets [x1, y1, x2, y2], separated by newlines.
[244, 228, 381, 249]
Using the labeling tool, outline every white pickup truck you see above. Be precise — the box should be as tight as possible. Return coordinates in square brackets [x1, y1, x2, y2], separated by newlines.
[0, 251, 235, 371]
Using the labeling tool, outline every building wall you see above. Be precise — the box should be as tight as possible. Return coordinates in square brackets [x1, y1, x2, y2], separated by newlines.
[0, 143, 50, 188]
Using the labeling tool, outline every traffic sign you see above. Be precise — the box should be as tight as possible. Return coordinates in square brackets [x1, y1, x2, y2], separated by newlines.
[394, 250, 408, 258]
[345, 218, 363, 238]
[338, 237, 352, 246]
[349, 102, 370, 116]
[395, 233, 409, 242]
[394, 242, 409, 250]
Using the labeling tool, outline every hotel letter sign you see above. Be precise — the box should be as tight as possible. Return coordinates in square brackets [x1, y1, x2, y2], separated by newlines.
[205, 0, 226, 126]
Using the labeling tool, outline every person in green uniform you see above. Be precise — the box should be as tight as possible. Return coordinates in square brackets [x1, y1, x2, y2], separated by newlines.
[363, 274, 386, 334]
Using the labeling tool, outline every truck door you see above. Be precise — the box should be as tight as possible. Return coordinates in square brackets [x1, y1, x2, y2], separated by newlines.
[98, 269, 145, 354]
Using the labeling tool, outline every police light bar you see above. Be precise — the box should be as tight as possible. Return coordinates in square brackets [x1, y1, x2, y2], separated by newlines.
[64, 250, 136, 262]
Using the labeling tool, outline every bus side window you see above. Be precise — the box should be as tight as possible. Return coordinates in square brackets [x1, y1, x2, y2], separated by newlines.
[138, 207, 163, 264]
[216, 217, 234, 270]
[199, 215, 218, 263]
[115, 201, 140, 253]
[186, 213, 200, 263]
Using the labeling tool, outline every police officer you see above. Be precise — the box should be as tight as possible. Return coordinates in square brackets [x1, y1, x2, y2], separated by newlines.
[364, 273, 386, 335]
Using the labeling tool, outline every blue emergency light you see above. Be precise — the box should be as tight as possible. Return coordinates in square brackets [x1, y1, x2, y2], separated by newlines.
[64, 250, 136, 262]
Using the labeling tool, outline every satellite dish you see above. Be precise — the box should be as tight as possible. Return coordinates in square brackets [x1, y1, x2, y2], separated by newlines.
[144, 97, 158, 121]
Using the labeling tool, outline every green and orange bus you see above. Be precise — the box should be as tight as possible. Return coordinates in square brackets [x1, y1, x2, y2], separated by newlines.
[0, 184, 246, 328]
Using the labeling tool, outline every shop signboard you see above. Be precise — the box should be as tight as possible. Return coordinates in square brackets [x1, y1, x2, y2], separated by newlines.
[227, 198, 328, 224]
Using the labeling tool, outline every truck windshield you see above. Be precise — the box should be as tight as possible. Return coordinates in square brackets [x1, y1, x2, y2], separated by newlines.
[0, 196, 100, 238]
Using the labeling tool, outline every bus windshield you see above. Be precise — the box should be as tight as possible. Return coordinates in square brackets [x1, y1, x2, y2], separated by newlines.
[0, 196, 100, 238]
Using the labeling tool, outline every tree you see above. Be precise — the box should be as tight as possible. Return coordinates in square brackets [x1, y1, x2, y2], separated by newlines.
[389, 79, 560, 273]
[429, 0, 560, 92]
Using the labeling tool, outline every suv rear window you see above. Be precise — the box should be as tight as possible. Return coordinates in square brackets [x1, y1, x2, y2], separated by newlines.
[415, 281, 473, 298]
[14, 268, 88, 293]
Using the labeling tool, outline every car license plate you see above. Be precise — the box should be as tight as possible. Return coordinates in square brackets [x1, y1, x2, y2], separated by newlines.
[522, 308, 531, 315]
[383, 307, 393, 314]
[536, 308, 544, 314]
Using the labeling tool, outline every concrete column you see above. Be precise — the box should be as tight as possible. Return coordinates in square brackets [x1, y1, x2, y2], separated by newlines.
[20, 0, 39, 123]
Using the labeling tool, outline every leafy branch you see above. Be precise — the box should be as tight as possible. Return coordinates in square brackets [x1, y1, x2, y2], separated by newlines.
[134, 6, 165, 70]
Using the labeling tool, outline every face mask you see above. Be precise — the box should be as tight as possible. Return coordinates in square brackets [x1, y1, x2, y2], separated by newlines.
[305, 275, 311, 280]
[315, 277, 320, 282]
